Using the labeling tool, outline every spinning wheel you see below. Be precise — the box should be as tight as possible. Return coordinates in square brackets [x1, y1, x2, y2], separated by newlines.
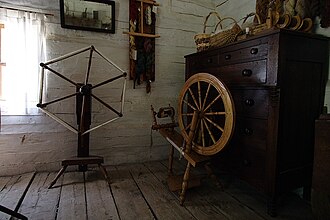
[178, 72, 235, 155]
[37, 45, 127, 188]
[151, 72, 235, 205]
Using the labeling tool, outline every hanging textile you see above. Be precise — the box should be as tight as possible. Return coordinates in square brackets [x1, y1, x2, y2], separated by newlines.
[0, 8, 46, 115]
[128, 0, 157, 93]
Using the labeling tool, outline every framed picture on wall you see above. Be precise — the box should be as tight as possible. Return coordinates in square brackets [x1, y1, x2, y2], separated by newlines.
[59, 0, 115, 33]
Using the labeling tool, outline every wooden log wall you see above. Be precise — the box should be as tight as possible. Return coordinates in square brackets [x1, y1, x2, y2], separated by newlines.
[0, 0, 329, 176]
[0, 0, 214, 176]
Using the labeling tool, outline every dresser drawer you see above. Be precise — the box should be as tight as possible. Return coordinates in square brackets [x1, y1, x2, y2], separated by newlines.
[216, 60, 267, 85]
[187, 51, 219, 71]
[219, 43, 268, 64]
[230, 88, 269, 119]
[223, 143, 266, 191]
[234, 117, 268, 151]
[236, 148, 266, 191]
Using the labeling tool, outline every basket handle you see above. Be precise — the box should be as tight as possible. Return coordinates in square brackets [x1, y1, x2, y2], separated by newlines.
[242, 12, 262, 25]
[203, 11, 222, 33]
[213, 17, 237, 33]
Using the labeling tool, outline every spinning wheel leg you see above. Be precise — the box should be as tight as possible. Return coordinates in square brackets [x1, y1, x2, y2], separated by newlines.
[204, 162, 223, 190]
[168, 145, 174, 176]
[48, 165, 68, 189]
[267, 197, 278, 217]
[98, 164, 110, 183]
[180, 161, 191, 205]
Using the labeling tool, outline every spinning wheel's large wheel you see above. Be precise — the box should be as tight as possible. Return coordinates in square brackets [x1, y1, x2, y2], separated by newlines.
[178, 73, 235, 156]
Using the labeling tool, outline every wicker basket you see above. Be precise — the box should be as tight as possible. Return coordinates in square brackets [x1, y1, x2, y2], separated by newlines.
[194, 12, 222, 52]
[239, 12, 266, 40]
[242, 12, 262, 32]
[209, 17, 242, 49]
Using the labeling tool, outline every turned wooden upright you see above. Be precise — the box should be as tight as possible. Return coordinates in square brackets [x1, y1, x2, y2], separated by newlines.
[48, 84, 109, 188]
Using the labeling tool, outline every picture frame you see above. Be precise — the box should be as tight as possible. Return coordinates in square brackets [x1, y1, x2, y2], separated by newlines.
[59, 0, 115, 33]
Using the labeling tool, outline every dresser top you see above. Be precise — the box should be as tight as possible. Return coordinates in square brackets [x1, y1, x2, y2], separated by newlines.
[185, 28, 329, 58]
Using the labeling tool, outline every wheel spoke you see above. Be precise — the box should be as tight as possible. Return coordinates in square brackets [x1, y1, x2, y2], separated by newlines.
[205, 111, 226, 116]
[183, 97, 197, 111]
[204, 94, 221, 112]
[84, 48, 94, 85]
[184, 122, 191, 132]
[37, 92, 78, 108]
[200, 120, 205, 147]
[182, 113, 194, 116]
[194, 119, 201, 145]
[204, 115, 224, 132]
[188, 87, 200, 110]
[42, 65, 77, 86]
[198, 81, 202, 110]
[202, 83, 211, 110]
[202, 119, 216, 144]
[91, 94, 121, 116]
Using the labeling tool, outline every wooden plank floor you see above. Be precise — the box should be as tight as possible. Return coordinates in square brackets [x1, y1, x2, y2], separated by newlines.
[0, 160, 313, 220]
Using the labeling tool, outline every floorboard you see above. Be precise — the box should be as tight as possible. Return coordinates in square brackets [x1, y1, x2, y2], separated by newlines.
[0, 173, 35, 220]
[144, 161, 229, 220]
[56, 172, 86, 220]
[18, 173, 61, 220]
[0, 176, 11, 192]
[108, 165, 155, 220]
[153, 160, 266, 220]
[127, 163, 197, 219]
[0, 160, 314, 220]
[85, 171, 120, 220]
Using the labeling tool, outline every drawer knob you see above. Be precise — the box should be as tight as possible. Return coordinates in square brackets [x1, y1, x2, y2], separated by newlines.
[244, 128, 253, 135]
[245, 99, 255, 106]
[242, 69, 252, 77]
[225, 54, 231, 60]
[207, 58, 213, 63]
[250, 48, 258, 54]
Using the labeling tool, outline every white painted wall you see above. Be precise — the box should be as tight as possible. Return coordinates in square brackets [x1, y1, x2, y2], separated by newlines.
[0, 0, 215, 175]
[0, 0, 329, 175]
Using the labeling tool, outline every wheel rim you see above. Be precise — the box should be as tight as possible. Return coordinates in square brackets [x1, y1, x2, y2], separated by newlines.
[178, 72, 235, 156]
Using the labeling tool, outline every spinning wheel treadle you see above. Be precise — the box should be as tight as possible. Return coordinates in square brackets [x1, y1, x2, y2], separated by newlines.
[178, 72, 235, 155]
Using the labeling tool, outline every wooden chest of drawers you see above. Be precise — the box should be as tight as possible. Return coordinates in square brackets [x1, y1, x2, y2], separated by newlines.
[184, 29, 329, 216]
